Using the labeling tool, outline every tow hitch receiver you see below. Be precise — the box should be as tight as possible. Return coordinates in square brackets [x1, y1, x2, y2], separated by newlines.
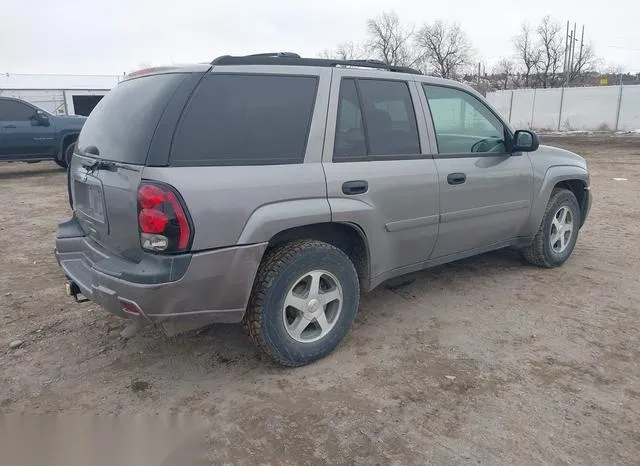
[65, 281, 88, 303]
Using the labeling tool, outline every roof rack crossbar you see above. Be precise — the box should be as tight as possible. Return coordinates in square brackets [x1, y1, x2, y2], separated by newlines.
[210, 54, 422, 75]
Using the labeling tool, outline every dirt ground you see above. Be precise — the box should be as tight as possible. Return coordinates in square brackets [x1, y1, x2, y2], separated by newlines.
[1, 135, 639, 465]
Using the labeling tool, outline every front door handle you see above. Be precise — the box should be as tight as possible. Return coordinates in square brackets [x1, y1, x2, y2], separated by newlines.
[3, 125, 16, 129]
[447, 173, 466, 185]
[342, 180, 368, 195]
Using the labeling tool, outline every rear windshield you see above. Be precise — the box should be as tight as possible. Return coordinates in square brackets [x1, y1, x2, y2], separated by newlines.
[77, 73, 186, 164]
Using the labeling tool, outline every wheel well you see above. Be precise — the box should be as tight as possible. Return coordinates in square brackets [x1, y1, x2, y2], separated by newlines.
[554, 179, 586, 211]
[62, 134, 78, 152]
[267, 223, 370, 285]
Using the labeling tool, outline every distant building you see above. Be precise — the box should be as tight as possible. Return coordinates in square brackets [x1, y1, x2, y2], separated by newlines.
[0, 73, 122, 116]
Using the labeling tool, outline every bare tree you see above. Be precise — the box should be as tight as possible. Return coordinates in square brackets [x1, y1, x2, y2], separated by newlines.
[535, 16, 564, 87]
[318, 41, 365, 61]
[568, 42, 597, 84]
[491, 58, 517, 89]
[513, 23, 541, 87]
[414, 20, 471, 79]
[365, 11, 418, 67]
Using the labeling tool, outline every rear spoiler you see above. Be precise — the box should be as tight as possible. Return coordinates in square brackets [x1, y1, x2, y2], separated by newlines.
[122, 64, 212, 82]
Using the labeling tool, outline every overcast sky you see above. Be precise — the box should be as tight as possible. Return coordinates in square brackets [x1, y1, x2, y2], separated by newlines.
[2, 0, 639, 75]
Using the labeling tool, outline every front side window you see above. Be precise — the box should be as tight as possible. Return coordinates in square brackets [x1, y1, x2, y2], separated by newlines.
[334, 78, 421, 160]
[171, 74, 318, 165]
[422, 85, 507, 155]
[0, 100, 35, 121]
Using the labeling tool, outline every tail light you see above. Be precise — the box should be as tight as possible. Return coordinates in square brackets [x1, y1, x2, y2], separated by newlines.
[137, 182, 193, 253]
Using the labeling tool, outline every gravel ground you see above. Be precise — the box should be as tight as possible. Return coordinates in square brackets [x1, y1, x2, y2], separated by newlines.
[1, 136, 639, 465]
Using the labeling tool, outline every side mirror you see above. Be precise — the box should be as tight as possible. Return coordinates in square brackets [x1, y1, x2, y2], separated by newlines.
[513, 130, 539, 152]
[32, 110, 50, 126]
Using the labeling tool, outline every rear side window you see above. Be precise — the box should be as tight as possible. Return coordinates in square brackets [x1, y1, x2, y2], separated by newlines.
[334, 79, 367, 159]
[334, 78, 421, 161]
[171, 74, 318, 166]
[77, 73, 187, 164]
[0, 100, 35, 121]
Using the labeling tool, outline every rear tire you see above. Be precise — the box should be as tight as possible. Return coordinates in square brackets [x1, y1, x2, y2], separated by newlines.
[243, 239, 360, 367]
[522, 188, 581, 268]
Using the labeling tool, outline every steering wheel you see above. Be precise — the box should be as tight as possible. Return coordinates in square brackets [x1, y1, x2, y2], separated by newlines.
[470, 137, 504, 153]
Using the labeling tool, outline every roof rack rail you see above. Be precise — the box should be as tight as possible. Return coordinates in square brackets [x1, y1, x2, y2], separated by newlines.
[210, 53, 422, 75]
[245, 52, 301, 58]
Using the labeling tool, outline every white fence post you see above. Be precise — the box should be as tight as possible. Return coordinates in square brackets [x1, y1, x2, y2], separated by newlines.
[557, 87, 565, 131]
[614, 84, 624, 132]
[530, 88, 537, 129]
[508, 90, 514, 123]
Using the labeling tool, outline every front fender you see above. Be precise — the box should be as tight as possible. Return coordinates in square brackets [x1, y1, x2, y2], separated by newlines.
[522, 165, 589, 236]
[56, 130, 80, 156]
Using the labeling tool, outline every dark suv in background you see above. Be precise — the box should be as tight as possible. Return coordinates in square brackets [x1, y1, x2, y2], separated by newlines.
[0, 96, 85, 168]
[55, 53, 591, 367]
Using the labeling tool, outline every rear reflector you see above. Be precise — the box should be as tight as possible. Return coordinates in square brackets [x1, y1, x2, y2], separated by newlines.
[119, 299, 142, 315]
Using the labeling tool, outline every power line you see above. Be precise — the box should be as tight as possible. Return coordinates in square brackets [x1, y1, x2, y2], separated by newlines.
[603, 45, 640, 52]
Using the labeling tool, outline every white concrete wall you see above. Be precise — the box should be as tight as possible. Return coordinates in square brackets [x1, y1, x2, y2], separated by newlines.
[509, 90, 536, 129]
[0, 88, 111, 115]
[487, 90, 512, 121]
[0, 89, 66, 115]
[531, 88, 563, 130]
[486, 84, 640, 132]
[0, 73, 121, 90]
[617, 85, 640, 131]
[561, 86, 619, 131]
[0, 73, 121, 115]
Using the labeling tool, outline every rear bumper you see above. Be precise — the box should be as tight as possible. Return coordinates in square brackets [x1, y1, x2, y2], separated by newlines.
[55, 222, 267, 334]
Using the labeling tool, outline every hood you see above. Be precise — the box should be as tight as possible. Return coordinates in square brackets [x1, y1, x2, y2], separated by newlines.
[537, 144, 588, 171]
[55, 114, 87, 128]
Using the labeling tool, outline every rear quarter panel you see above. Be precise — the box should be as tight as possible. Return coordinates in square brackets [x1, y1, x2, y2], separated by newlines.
[142, 164, 331, 250]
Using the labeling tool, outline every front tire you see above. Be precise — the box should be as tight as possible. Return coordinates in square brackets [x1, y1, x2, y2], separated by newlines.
[244, 239, 360, 367]
[522, 188, 581, 268]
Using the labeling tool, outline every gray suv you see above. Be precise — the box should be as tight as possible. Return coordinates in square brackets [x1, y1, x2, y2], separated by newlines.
[55, 53, 591, 366]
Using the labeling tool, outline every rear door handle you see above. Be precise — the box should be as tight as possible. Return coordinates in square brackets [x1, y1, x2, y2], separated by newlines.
[342, 180, 368, 195]
[447, 173, 466, 185]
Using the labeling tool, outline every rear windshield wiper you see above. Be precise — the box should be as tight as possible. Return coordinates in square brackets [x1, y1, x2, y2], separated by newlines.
[82, 159, 117, 173]
[79, 145, 138, 174]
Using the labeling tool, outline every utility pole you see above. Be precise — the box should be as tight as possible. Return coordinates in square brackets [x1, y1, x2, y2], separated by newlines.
[563, 20, 570, 85]
[570, 22, 577, 76]
[577, 25, 585, 77]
